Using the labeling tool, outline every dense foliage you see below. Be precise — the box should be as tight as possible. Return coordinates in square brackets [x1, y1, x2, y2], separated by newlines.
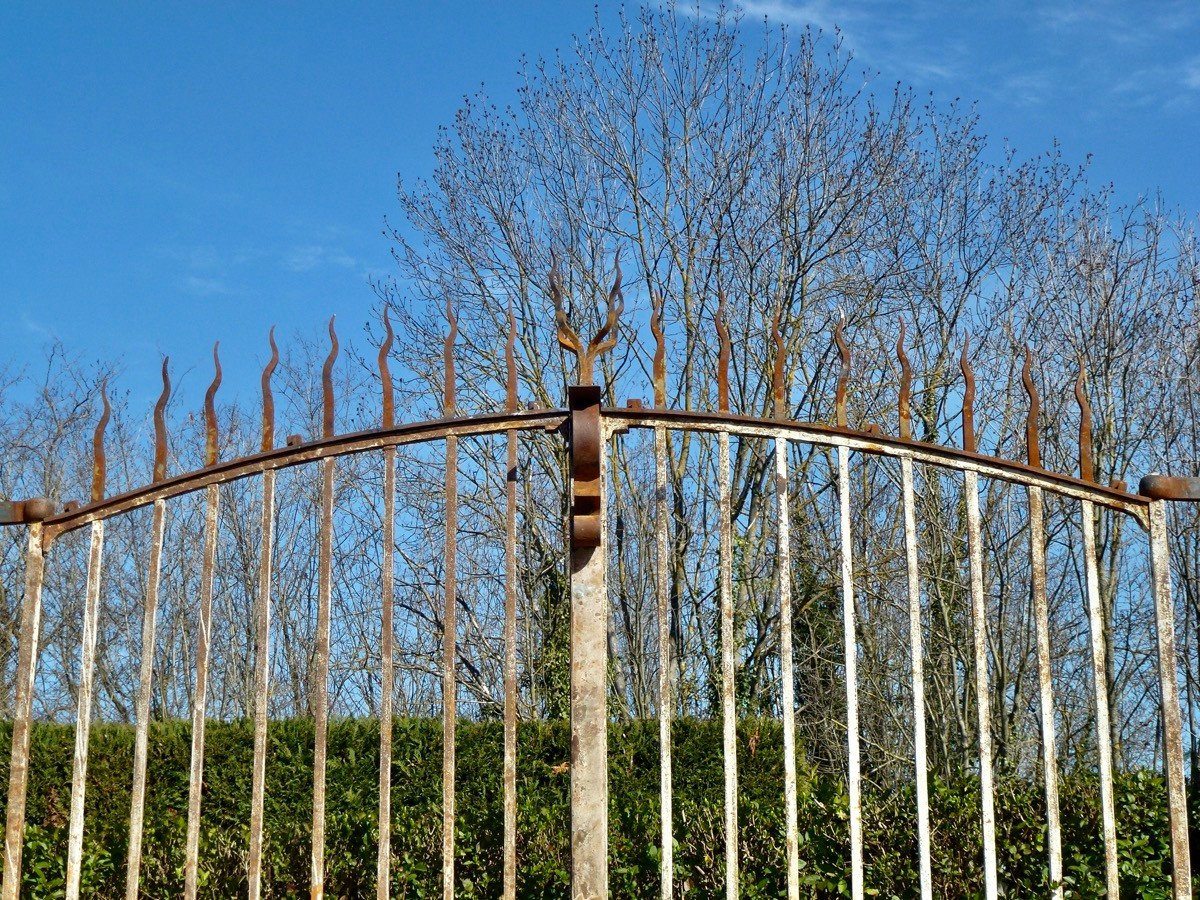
[0, 719, 1184, 898]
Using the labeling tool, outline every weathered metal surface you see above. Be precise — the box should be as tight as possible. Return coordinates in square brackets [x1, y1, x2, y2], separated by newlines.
[0, 497, 56, 525]
[552, 253, 624, 386]
[378, 308, 397, 900]
[1028, 485, 1064, 900]
[655, 423, 674, 900]
[1140, 474, 1200, 501]
[960, 339, 976, 453]
[248, 332, 279, 900]
[503, 296, 519, 900]
[443, 302, 458, 900]
[1, 524, 47, 900]
[718, 427, 739, 900]
[837, 445, 863, 900]
[1022, 347, 1041, 468]
[776, 435, 799, 899]
[964, 470, 998, 900]
[124, 498, 167, 900]
[1148, 500, 1193, 900]
[569, 389, 608, 900]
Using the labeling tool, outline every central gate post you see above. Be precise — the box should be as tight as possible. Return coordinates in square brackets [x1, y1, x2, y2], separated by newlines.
[567, 383, 608, 900]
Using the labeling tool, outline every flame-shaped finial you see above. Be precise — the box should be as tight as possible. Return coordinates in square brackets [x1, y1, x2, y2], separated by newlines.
[772, 308, 786, 421]
[153, 357, 171, 483]
[1021, 346, 1041, 468]
[204, 343, 222, 467]
[716, 291, 730, 414]
[380, 306, 396, 428]
[1076, 362, 1094, 482]
[505, 297, 517, 413]
[322, 317, 338, 439]
[91, 380, 111, 503]
[959, 336, 976, 453]
[261, 327, 279, 453]
[833, 315, 850, 428]
[897, 319, 912, 441]
[550, 250, 625, 386]
[444, 298, 458, 414]
[651, 292, 666, 408]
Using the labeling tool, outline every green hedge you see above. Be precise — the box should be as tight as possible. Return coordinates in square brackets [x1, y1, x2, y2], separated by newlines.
[0, 719, 1185, 898]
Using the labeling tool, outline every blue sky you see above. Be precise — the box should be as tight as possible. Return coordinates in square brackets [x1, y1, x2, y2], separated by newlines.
[3, 1, 1198, 415]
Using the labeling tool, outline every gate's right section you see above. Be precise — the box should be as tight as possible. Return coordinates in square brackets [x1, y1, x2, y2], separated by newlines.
[602, 405, 1190, 900]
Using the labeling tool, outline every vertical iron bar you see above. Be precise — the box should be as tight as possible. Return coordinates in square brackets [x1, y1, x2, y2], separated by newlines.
[183, 483, 219, 900]
[655, 424, 674, 900]
[964, 471, 998, 900]
[1028, 485, 1063, 900]
[719, 429, 738, 900]
[248, 471, 276, 900]
[503, 428, 519, 900]
[64, 520, 105, 900]
[1148, 499, 1192, 900]
[569, 386, 607, 900]
[378, 448, 396, 900]
[311, 457, 334, 898]
[1080, 498, 1119, 896]
[776, 436, 799, 899]
[1, 524, 48, 900]
[125, 499, 167, 900]
[901, 456, 932, 900]
[836, 446, 863, 900]
[444, 435, 458, 900]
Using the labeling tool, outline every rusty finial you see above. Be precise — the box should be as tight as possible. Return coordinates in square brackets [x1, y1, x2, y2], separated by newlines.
[772, 307, 786, 420]
[444, 298, 458, 415]
[91, 380, 111, 503]
[505, 296, 517, 414]
[716, 290, 731, 413]
[959, 336, 976, 453]
[261, 327, 279, 453]
[380, 305, 395, 428]
[651, 291, 666, 408]
[1076, 362, 1094, 482]
[833, 315, 850, 428]
[204, 343, 222, 467]
[1021, 345, 1041, 468]
[153, 357, 171, 482]
[897, 319, 912, 441]
[550, 250, 625, 386]
[322, 317, 338, 439]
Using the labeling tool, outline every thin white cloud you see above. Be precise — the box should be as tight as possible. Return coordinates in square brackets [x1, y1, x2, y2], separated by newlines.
[284, 244, 360, 273]
[183, 275, 235, 297]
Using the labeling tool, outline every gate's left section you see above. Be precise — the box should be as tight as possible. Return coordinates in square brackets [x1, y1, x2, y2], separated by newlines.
[0, 318, 571, 900]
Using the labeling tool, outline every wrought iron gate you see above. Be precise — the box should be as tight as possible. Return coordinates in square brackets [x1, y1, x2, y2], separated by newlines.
[0, 273, 1195, 899]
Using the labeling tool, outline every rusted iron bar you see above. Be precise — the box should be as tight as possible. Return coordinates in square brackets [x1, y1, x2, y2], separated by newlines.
[1140, 474, 1200, 500]
[897, 321, 932, 900]
[1148, 499, 1194, 899]
[66, 386, 111, 900]
[311, 318, 338, 899]
[443, 302, 459, 900]
[569, 384, 608, 900]
[654, 422, 674, 900]
[378, 309, 397, 900]
[184, 345, 222, 900]
[719, 427, 739, 900]
[1, 524, 47, 900]
[837, 445, 863, 900]
[503, 297, 519, 900]
[248, 329, 280, 900]
[552, 253, 624, 386]
[0, 498, 55, 525]
[124, 498, 166, 900]
[964, 470, 998, 900]
[776, 435, 799, 899]
[1028, 485, 1063, 900]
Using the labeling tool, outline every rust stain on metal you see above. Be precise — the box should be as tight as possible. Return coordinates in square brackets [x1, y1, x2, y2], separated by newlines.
[323, 316, 338, 439]
[204, 343, 222, 467]
[0, 499, 55, 526]
[716, 291, 730, 414]
[651, 292, 666, 408]
[654, 424, 674, 899]
[1021, 346, 1041, 468]
[834, 317, 850, 428]
[960, 338, 976, 453]
[380, 306, 396, 428]
[1076, 364, 1093, 482]
[444, 299, 458, 414]
[1141, 474, 1200, 500]
[153, 358, 171, 482]
[377, 447, 396, 900]
[505, 297, 518, 414]
[719, 429, 739, 900]
[503, 427, 519, 899]
[772, 308, 785, 421]
[568, 386, 603, 549]
[776, 435, 799, 898]
[91, 381, 110, 503]
[248, 470, 276, 900]
[550, 251, 624, 387]
[443, 434, 458, 899]
[262, 327, 279, 452]
[897, 319, 912, 441]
